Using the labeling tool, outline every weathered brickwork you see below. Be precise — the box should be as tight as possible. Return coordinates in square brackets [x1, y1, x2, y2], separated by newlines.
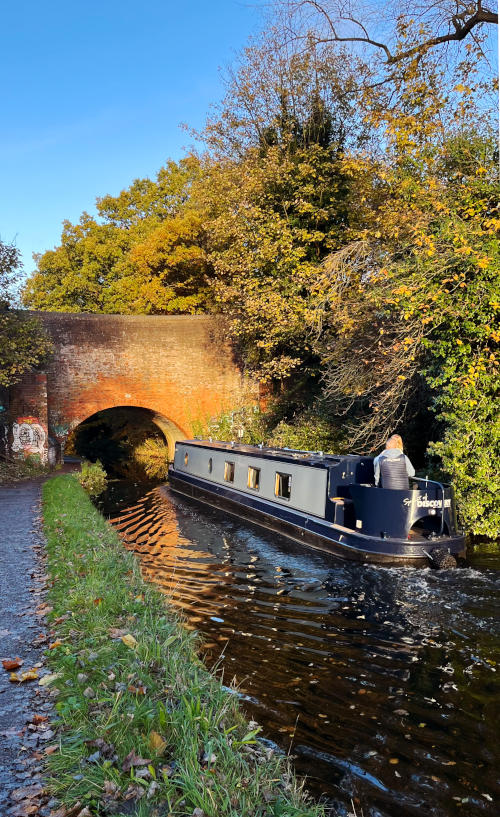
[1, 373, 49, 462]
[5, 313, 258, 462]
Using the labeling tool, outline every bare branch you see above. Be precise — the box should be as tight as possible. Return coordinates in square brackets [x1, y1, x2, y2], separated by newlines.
[285, 1, 498, 65]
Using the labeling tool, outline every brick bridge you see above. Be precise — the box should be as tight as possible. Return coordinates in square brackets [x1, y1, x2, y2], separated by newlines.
[1, 313, 258, 464]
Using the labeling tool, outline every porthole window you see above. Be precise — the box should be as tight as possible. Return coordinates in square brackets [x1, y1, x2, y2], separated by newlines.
[224, 461, 235, 482]
[275, 471, 292, 500]
[247, 466, 260, 490]
[208, 457, 213, 474]
[184, 452, 189, 466]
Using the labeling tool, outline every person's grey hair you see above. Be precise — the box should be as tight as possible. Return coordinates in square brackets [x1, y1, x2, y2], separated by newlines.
[386, 434, 403, 450]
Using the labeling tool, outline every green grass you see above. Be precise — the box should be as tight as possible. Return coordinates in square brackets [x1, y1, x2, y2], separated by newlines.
[42, 475, 325, 817]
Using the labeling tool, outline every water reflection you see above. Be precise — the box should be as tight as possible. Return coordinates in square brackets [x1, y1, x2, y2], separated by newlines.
[100, 482, 500, 817]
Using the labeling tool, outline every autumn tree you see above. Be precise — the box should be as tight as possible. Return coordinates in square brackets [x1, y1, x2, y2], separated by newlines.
[198, 9, 499, 533]
[0, 240, 51, 388]
[22, 157, 212, 314]
[281, 1, 498, 66]
[196, 35, 365, 383]
[301, 38, 500, 532]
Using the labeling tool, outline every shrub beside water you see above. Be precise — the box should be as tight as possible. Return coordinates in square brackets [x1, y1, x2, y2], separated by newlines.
[77, 460, 107, 496]
[133, 437, 170, 479]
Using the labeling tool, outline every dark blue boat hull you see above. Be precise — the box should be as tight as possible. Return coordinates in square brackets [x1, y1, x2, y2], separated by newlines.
[168, 470, 466, 567]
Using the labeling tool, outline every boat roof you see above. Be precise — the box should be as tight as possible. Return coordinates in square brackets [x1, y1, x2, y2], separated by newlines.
[178, 439, 370, 469]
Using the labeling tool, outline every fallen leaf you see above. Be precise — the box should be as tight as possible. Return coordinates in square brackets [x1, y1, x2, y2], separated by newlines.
[2, 657, 23, 671]
[21, 669, 39, 681]
[122, 749, 152, 772]
[93, 598, 103, 606]
[10, 784, 43, 802]
[149, 731, 167, 754]
[147, 780, 160, 798]
[102, 779, 120, 798]
[30, 714, 49, 725]
[121, 634, 138, 649]
[49, 640, 63, 650]
[9, 669, 38, 683]
[45, 744, 59, 755]
[39, 673, 61, 687]
[128, 684, 146, 695]
[124, 783, 146, 801]
[85, 738, 117, 760]
[109, 627, 128, 639]
[35, 604, 53, 617]
[9, 803, 39, 816]
[49, 803, 83, 817]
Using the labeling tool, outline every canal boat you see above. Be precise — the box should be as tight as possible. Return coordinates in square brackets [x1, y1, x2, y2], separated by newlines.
[168, 440, 466, 567]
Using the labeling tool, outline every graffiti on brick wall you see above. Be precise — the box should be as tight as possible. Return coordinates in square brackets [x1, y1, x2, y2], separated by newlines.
[11, 416, 47, 463]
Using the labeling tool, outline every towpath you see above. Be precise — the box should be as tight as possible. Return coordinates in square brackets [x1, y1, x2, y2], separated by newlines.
[0, 479, 54, 815]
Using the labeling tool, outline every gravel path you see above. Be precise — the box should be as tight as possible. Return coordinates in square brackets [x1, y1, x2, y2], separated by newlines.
[0, 480, 53, 815]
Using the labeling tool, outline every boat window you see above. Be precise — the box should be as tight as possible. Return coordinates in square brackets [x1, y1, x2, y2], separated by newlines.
[247, 466, 260, 490]
[275, 472, 292, 500]
[224, 461, 235, 482]
[208, 457, 213, 474]
[184, 452, 189, 466]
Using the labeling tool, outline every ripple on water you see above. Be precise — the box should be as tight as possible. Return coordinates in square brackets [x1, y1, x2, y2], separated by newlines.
[99, 482, 500, 817]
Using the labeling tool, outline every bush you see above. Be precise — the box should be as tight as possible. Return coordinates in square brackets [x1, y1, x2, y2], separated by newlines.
[77, 460, 107, 496]
[0, 455, 50, 483]
[133, 437, 170, 479]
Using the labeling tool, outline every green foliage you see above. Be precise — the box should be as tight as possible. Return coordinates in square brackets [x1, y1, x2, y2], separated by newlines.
[0, 240, 52, 387]
[78, 460, 108, 496]
[22, 158, 211, 315]
[267, 414, 342, 453]
[192, 404, 268, 445]
[0, 455, 50, 483]
[19, 16, 499, 536]
[429, 394, 500, 537]
[133, 437, 170, 479]
[197, 40, 361, 382]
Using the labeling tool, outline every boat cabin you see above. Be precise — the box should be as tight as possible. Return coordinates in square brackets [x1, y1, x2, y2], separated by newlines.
[171, 439, 458, 543]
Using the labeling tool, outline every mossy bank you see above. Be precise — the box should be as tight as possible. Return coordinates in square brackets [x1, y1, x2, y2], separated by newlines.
[41, 475, 325, 817]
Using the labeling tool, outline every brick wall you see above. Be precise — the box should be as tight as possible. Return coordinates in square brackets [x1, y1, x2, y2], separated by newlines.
[6, 313, 258, 462]
[3, 373, 49, 463]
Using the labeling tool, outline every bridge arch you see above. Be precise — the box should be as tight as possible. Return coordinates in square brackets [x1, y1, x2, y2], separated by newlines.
[3, 313, 259, 465]
[65, 404, 185, 462]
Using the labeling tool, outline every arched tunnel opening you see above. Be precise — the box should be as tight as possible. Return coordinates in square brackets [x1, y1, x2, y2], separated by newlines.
[66, 406, 182, 480]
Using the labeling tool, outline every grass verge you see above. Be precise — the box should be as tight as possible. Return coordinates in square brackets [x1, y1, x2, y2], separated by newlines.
[42, 475, 325, 817]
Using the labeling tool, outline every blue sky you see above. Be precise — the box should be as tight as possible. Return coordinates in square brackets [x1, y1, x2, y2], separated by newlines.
[1, 0, 265, 279]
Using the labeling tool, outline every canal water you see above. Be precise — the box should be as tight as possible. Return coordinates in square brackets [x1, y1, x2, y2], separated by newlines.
[99, 482, 499, 817]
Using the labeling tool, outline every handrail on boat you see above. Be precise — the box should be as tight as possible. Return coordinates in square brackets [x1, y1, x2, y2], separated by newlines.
[410, 476, 448, 536]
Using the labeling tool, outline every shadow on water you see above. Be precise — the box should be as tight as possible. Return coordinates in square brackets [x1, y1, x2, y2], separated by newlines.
[98, 481, 500, 817]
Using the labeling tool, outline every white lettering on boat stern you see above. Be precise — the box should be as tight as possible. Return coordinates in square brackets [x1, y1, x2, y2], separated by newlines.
[403, 493, 452, 509]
